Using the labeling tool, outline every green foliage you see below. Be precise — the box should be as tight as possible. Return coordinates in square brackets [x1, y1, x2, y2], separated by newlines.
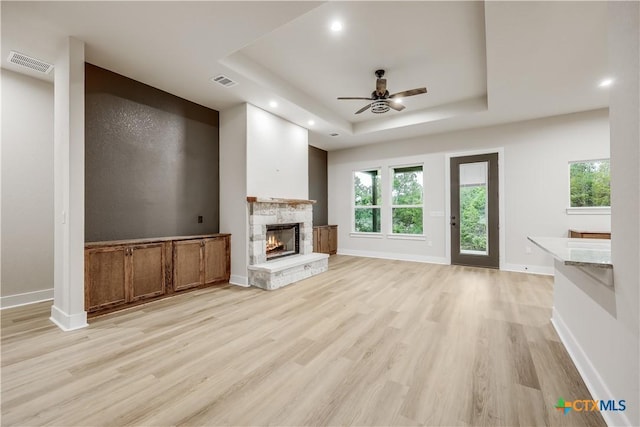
[391, 169, 423, 234]
[392, 208, 423, 234]
[460, 186, 487, 252]
[392, 170, 423, 205]
[355, 208, 381, 232]
[354, 171, 381, 206]
[354, 170, 381, 232]
[570, 161, 610, 207]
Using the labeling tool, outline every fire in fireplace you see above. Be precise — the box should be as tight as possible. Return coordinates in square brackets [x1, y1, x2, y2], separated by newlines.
[266, 223, 300, 261]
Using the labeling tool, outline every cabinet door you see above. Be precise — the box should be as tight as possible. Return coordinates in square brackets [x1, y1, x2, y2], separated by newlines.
[319, 227, 330, 254]
[173, 240, 203, 291]
[313, 227, 320, 253]
[328, 226, 338, 254]
[85, 246, 127, 312]
[204, 237, 228, 284]
[130, 242, 166, 302]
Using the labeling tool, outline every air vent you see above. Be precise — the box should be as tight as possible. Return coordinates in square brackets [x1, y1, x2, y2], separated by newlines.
[210, 74, 238, 88]
[8, 51, 53, 74]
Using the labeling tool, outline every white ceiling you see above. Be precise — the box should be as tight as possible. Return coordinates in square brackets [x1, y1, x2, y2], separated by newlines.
[1, 1, 609, 151]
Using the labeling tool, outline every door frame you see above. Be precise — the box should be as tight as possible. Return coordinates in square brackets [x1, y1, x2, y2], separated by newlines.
[444, 147, 505, 269]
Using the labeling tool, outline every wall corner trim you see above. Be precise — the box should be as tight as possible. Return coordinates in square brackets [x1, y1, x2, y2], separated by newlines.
[49, 305, 88, 331]
[229, 275, 249, 287]
[551, 307, 632, 427]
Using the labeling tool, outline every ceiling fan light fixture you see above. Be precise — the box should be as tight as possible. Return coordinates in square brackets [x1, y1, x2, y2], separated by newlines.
[371, 101, 390, 114]
[337, 69, 427, 115]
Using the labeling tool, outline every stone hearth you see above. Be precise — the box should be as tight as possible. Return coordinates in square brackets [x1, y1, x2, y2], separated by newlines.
[246, 197, 328, 290]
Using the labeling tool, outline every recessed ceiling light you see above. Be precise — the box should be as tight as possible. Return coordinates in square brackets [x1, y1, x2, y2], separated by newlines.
[308, 120, 315, 126]
[269, 101, 278, 108]
[599, 78, 614, 88]
[330, 21, 343, 32]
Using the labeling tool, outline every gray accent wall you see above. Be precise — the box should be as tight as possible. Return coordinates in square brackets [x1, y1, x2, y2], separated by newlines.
[85, 63, 220, 242]
[308, 145, 328, 226]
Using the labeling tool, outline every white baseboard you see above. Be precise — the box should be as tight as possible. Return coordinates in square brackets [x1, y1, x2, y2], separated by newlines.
[337, 249, 447, 265]
[0, 288, 54, 309]
[551, 307, 631, 427]
[502, 262, 554, 276]
[49, 305, 88, 331]
[229, 274, 249, 287]
[337, 251, 554, 277]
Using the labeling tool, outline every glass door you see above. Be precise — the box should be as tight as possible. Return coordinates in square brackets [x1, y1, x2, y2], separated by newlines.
[450, 153, 499, 268]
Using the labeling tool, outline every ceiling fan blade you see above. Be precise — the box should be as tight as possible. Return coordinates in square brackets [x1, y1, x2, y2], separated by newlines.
[376, 78, 387, 96]
[389, 87, 427, 98]
[355, 103, 372, 114]
[337, 97, 374, 100]
[388, 102, 406, 112]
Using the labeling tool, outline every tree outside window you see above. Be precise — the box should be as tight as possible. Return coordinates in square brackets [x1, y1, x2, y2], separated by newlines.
[354, 169, 381, 232]
[391, 166, 423, 234]
[570, 160, 610, 207]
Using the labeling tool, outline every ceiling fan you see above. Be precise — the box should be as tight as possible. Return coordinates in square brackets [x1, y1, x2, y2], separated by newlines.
[337, 69, 427, 114]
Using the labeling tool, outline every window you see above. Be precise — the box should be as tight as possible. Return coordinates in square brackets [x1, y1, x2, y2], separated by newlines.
[569, 159, 610, 207]
[391, 165, 423, 234]
[459, 162, 488, 254]
[354, 169, 381, 233]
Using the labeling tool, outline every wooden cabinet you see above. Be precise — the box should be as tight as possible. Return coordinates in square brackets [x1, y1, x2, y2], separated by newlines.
[173, 236, 230, 291]
[85, 234, 230, 317]
[173, 239, 204, 291]
[569, 229, 611, 239]
[130, 242, 166, 302]
[85, 246, 128, 312]
[204, 237, 229, 283]
[313, 225, 338, 255]
[85, 242, 167, 312]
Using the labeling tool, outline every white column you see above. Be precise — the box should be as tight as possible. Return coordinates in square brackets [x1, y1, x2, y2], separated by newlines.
[50, 37, 87, 331]
[219, 103, 249, 286]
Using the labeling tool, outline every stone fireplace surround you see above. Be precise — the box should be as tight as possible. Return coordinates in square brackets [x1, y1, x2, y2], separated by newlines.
[246, 197, 329, 290]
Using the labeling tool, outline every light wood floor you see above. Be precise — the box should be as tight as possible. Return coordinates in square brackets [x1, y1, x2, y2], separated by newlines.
[1, 255, 605, 427]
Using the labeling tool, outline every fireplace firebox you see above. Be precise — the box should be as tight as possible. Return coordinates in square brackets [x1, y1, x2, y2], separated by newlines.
[266, 223, 300, 261]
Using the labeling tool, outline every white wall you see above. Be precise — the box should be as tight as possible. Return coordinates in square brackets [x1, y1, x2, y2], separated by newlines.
[1, 69, 55, 307]
[327, 109, 610, 273]
[552, 4, 639, 427]
[220, 103, 248, 285]
[246, 104, 308, 199]
[220, 103, 310, 284]
[608, 3, 640, 422]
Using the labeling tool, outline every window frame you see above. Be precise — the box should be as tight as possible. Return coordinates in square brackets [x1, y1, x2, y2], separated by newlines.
[352, 167, 383, 235]
[388, 163, 425, 237]
[566, 158, 611, 215]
